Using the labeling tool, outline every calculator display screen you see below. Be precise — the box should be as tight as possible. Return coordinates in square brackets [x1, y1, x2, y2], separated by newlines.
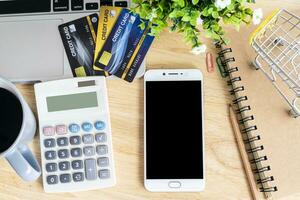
[146, 81, 203, 179]
[46, 92, 98, 112]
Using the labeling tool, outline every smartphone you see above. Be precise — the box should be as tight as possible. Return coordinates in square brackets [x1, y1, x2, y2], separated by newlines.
[144, 69, 205, 192]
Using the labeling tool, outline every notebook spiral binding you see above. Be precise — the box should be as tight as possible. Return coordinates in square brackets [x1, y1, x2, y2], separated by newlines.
[216, 43, 278, 195]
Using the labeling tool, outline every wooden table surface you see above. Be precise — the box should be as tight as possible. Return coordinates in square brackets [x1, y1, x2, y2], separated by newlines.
[0, 1, 299, 199]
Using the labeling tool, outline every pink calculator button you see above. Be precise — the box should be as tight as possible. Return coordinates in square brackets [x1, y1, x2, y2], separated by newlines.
[43, 126, 55, 136]
[56, 125, 67, 135]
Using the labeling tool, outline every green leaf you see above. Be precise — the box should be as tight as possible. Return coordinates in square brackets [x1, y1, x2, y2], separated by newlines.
[202, 8, 209, 17]
[169, 10, 177, 18]
[212, 11, 219, 19]
[138, 22, 146, 30]
[192, 0, 199, 5]
[227, 3, 235, 11]
[245, 8, 253, 15]
[182, 15, 191, 22]
[173, 0, 185, 7]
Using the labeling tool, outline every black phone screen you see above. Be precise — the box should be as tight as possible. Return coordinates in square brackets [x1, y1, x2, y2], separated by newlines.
[146, 80, 203, 179]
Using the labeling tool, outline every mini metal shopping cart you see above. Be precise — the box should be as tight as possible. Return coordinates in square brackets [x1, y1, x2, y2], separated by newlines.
[250, 9, 300, 118]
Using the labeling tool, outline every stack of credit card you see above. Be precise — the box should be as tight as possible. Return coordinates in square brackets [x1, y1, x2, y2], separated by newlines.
[58, 6, 155, 82]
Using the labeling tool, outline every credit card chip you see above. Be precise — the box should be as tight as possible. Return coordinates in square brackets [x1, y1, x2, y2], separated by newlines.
[99, 51, 112, 66]
[75, 66, 87, 77]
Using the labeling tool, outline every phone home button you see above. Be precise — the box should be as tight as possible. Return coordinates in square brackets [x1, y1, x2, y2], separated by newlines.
[168, 181, 181, 188]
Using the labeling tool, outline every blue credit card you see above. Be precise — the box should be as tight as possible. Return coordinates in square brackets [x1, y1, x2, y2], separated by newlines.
[94, 8, 155, 82]
[124, 27, 155, 82]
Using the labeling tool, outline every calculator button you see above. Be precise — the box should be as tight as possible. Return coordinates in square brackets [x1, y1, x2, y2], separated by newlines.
[57, 137, 68, 146]
[71, 148, 82, 157]
[44, 139, 56, 148]
[96, 145, 108, 155]
[59, 161, 70, 171]
[60, 174, 71, 183]
[45, 151, 56, 160]
[56, 125, 67, 135]
[94, 121, 105, 131]
[72, 160, 83, 170]
[98, 169, 110, 179]
[46, 163, 57, 172]
[82, 122, 93, 132]
[43, 126, 55, 136]
[95, 133, 107, 143]
[97, 157, 109, 167]
[69, 123, 80, 133]
[58, 149, 69, 159]
[82, 134, 94, 144]
[83, 146, 95, 156]
[73, 172, 84, 182]
[47, 175, 58, 185]
[85, 159, 97, 180]
[70, 136, 81, 145]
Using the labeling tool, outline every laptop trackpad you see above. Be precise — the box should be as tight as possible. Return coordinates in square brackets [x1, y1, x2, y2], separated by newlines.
[0, 19, 64, 82]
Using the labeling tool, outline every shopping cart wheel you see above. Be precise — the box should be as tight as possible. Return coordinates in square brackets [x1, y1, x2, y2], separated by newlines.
[251, 55, 263, 70]
[251, 61, 260, 70]
[289, 109, 300, 118]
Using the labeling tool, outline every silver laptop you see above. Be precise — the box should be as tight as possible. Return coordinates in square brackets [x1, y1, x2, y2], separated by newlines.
[0, 0, 145, 83]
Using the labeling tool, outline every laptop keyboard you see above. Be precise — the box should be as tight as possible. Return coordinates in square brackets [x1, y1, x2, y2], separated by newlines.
[0, 0, 128, 15]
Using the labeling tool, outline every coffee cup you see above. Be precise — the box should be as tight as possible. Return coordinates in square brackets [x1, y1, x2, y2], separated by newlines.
[0, 77, 41, 181]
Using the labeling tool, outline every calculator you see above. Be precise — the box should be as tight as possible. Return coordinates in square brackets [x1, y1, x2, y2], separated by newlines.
[34, 77, 116, 193]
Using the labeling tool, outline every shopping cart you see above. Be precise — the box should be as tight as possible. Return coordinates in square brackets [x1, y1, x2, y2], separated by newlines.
[250, 9, 300, 118]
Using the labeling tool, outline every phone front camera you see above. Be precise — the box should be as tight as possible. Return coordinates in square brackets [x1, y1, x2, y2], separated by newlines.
[163, 73, 166, 76]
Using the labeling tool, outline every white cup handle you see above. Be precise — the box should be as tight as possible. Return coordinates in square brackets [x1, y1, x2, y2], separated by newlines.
[6, 144, 41, 182]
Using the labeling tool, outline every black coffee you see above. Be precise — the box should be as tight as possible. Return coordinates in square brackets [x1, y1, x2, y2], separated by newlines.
[0, 88, 23, 153]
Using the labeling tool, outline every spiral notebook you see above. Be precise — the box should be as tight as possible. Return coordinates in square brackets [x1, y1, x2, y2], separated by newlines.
[217, 27, 300, 199]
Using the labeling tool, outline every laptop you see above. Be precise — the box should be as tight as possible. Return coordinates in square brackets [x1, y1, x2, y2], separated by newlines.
[0, 0, 145, 83]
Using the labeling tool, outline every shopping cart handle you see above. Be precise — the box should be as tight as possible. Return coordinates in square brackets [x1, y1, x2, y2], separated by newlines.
[249, 9, 281, 45]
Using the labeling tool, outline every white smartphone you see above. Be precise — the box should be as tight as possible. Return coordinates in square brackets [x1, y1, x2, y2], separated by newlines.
[144, 69, 205, 192]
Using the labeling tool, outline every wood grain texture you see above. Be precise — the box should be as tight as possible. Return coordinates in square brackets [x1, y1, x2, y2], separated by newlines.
[0, 1, 298, 199]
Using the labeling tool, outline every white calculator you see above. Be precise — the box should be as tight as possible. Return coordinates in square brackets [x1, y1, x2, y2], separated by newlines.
[34, 77, 116, 193]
